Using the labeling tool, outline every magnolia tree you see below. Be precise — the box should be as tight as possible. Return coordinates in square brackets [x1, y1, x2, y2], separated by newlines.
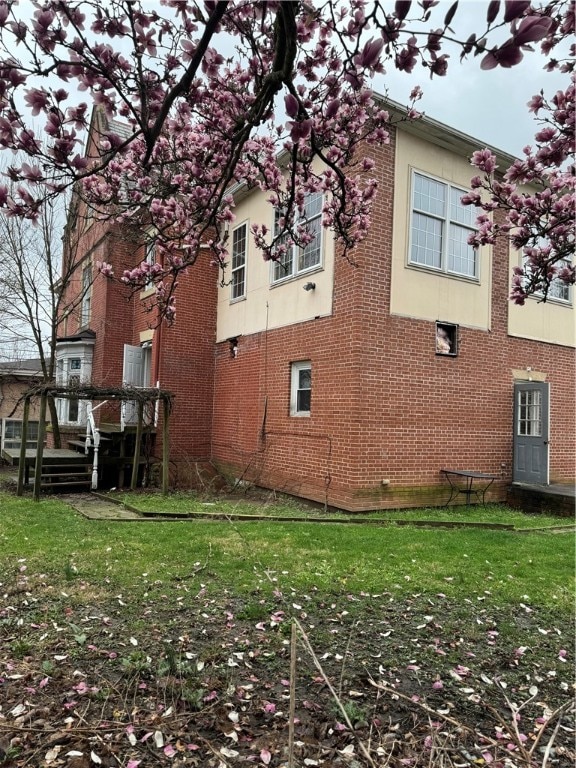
[0, 0, 573, 319]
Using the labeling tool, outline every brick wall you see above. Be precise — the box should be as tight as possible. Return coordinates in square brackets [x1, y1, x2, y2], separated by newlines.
[153, 253, 217, 465]
[211, 129, 575, 511]
[60, 117, 574, 507]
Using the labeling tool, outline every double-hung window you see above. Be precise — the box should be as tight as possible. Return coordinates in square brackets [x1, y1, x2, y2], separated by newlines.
[410, 172, 478, 279]
[546, 258, 572, 303]
[524, 255, 572, 304]
[143, 240, 156, 289]
[231, 222, 247, 300]
[272, 192, 323, 283]
[56, 357, 82, 423]
[66, 357, 82, 423]
[290, 361, 311, 416]
[80, 263, 92, 326]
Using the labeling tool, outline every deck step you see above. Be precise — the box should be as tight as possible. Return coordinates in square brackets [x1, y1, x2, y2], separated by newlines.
[68, 439, 92, 451]
[39, 455, 92, 490]
[40, 480, 92, 488]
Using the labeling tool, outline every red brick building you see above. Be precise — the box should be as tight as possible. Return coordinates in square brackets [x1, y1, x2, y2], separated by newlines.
[57, 104, 575, 510]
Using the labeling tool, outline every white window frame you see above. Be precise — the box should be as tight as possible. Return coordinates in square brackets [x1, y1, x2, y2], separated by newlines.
[55, 342, 94, 426]
[64, 357, 82, 423]
[536, 257, 572, 304]
[1, 418, 40, 451]
[80, 263, 92, 327]
[143, 239, 156, 289]
[290, 360, 311, 417]
[409, 171, 479, 280]
[272, 192, 323, 284]
[231, 221, 247, 301]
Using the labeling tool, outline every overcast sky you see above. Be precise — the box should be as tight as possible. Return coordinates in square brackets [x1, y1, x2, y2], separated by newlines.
[375, 1, 566, 158]
[8, 1, 567, 160]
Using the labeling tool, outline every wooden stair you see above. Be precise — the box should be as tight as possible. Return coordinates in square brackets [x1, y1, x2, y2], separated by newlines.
[67, 436, 112, 452]
[40, 461, 92, 491]
[65, 426, 153, 490]
[40, 464, 92, 490]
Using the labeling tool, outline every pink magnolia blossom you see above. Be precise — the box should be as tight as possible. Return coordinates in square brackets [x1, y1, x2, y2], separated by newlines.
[503, 2, 532, 23]
[0, 0, 571, 316]
[471, 149, 498, 173]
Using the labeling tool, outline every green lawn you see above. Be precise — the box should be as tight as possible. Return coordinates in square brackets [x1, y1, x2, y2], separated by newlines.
[1, 491, 573, 609]
[0, 489, 574, 767]
[111, 489, 566, 528]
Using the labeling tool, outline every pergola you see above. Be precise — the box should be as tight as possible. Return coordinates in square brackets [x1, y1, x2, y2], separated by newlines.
[17, 383, 174, 500]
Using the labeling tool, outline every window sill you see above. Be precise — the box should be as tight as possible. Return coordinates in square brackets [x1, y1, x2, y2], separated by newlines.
[230, 295, 246, 305]
[290, 412, 311, 418]
[271, 266, 323, 289]
[140, 286, 156, 300]
[528, 293, 572, 308]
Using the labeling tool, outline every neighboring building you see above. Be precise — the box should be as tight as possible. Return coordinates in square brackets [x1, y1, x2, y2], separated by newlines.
[0, 359, 44, 454]
[58, 103, 575, 510]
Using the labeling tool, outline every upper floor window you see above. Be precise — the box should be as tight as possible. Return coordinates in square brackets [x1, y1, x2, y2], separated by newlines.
[410, 172, 478, 279]
[272, 192, 323, 284]
[143, 240, 156, 289]
[80, 263, 92, 326]
[545, 259, 572, 304]
[524, 255, 572, 305]
[231, 222, 247, 300]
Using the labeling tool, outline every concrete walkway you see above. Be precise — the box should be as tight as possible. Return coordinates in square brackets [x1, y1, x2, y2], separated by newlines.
[61, 493, 142, 520]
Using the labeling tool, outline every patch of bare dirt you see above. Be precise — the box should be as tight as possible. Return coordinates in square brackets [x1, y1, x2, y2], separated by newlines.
[1, 569, 574, 767]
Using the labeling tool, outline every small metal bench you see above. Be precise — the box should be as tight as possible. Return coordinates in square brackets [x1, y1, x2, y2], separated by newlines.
[441, 469, 497, 506]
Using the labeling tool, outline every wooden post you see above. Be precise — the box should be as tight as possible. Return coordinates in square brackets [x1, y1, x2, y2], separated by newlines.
[130, 400, 144, 490]
[33, 393, 48, 502]
[118, 425, 126, 488]
[162, 397, 169, 495]
[16, 396, 31, 496]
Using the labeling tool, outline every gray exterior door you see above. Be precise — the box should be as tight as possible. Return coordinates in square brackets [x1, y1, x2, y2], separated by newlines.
[513, 381, 550, 485]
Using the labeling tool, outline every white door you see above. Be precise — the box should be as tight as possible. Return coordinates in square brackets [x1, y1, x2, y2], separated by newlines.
[121, 345, 146, 428]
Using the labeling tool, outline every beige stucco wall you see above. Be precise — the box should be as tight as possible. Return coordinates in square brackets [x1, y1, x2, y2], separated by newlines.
[507, 251, 574, 347]
[216, 184, 335, 343]
[390, 130, 492, 330]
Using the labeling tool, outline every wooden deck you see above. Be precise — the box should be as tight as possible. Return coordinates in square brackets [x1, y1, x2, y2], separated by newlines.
[508, 482, 575, 517]
[2, 448, 90, 467]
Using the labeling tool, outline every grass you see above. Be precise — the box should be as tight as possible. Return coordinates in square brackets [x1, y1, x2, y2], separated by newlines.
[0, 487, 574, 767]
[110, 489, 567, 528]
[0, 490, 573, 609]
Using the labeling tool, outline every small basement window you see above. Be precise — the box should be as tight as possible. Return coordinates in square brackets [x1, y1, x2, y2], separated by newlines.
[436, 322, 458, 356]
